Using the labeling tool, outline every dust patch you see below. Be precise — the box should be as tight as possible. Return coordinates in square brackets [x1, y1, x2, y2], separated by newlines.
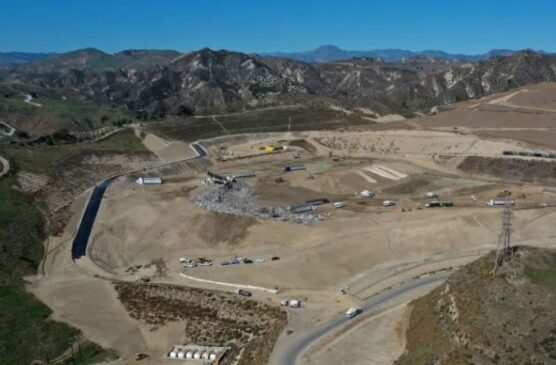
[194, 212, 258, 245]
[384, 175, 431, 194]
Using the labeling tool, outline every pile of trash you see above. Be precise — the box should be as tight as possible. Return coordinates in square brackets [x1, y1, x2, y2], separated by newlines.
[190, 181, 325, 224]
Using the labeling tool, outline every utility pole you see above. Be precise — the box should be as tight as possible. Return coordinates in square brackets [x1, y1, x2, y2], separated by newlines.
[493, 207, 513, 274]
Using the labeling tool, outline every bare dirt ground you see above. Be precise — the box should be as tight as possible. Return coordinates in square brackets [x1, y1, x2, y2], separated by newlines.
[140, 131, 197, 163]
[29, 86, 556, 364]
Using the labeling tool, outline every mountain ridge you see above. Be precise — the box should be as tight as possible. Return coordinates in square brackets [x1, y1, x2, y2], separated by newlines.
[263, 45, 539, 63]
[3, 47, 556, 120]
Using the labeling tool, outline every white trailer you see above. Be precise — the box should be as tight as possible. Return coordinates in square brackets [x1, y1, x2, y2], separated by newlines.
[136, 177, 162, 185]
[426, 192, 438, 198]
[486, 199, 514, 206]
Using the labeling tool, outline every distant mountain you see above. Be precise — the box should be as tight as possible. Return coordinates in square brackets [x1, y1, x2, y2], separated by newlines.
[0, 52, 56, 66]
[263, 45, 523, 63]
[18, 48, 182, 73]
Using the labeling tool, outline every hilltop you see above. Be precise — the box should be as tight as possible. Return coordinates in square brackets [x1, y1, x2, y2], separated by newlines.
[396, 246, 556, 365]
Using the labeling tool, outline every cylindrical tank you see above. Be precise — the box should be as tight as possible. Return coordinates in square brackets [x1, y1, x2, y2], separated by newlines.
[193, 351, 201, 360]
[185, 351, 193, 359]
[169, 351, 177, 358]
[201, 351, 209, 360]
[177, 351, 185, 359]
[209, 353, 217, 361]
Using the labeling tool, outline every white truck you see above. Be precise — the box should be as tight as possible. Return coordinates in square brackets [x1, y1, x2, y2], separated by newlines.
[345, 306, 362, 319]
[382, 200, 396, 207]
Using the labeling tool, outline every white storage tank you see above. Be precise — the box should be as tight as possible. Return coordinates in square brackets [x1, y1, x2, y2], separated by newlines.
[194, 351, 201, 360]
[185, 351, 193, 359]
[169, 350, 177, 358]
[209, 353, 217, 361]
[177, 351, 185, 359]
[201, 351, 210, 360]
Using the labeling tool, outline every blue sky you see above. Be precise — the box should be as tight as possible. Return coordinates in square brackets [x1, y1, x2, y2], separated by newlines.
[1, 0, 555, 54]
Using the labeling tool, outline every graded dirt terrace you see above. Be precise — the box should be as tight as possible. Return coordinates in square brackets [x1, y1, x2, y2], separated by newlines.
[86, 129, 556, 292]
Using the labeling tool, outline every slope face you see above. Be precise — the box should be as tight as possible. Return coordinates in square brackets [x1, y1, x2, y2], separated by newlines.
[397, 247, 556, 365]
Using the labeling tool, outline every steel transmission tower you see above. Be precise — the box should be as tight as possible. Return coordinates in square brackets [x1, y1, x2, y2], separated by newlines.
[493, 207, 513, 274]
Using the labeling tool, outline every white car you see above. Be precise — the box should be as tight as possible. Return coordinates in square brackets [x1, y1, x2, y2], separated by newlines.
[333, 201, 345, 208]
[345, 307, 362, 319]
[382, 200, 396, 207]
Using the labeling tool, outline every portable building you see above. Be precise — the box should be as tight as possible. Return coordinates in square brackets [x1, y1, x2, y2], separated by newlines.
[360, 190, 375, 198]
[486, 199, 514, 206]
[136, 177, 162, 185]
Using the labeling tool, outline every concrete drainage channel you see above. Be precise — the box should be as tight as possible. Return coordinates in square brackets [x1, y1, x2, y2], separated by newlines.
[70, 142, 207, 260]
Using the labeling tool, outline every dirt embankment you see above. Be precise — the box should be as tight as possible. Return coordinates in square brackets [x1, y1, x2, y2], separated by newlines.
[458, 156, 556, 182]
[0, 156, 9, 178]
[396, 247, 556, 365]
[113, 282, 286, 365]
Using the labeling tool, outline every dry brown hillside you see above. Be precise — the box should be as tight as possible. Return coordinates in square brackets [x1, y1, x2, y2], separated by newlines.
[396, 246, 556, 365]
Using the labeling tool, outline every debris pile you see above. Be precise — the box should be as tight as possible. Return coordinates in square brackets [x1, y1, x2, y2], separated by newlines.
[190, 182, 326, 223]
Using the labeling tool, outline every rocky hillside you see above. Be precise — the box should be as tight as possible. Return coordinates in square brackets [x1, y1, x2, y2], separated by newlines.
[3, 48, 556, 117]
[396, 246, 556, 365]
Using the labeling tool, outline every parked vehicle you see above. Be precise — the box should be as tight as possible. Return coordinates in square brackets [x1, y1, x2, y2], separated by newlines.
[382, 200, 396, 207]
[289, 300, 301, 308]
[234, 289, 252, 297]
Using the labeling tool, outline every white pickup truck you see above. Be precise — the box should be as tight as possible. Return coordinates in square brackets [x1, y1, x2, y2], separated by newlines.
[345, 306, 362, 319]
